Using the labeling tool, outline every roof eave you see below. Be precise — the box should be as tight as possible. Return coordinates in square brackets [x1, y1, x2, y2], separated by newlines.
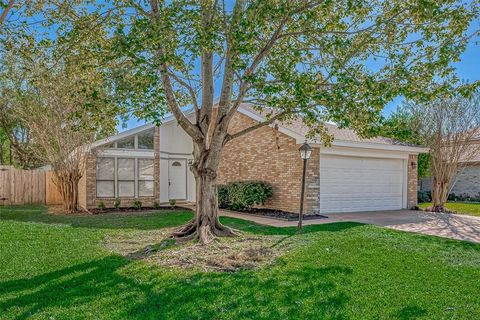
[311, 139, 429, 153]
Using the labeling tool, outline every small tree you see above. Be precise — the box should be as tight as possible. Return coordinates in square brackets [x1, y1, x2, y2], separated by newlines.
[409, 92, 480, 212]
[378, 109, 430, 179]
[1, 18, 120, 213]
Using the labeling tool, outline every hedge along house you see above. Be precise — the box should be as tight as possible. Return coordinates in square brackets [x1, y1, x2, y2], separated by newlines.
[78, 104, 427, 214]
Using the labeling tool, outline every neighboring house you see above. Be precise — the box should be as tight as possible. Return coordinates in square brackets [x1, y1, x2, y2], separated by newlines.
[78, 104, 426, 214]
[420, 139, 480, 198]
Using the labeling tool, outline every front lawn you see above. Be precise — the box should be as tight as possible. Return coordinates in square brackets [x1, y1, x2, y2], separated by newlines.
[1, 205, 480, 319]
[419, 202, 480, 217]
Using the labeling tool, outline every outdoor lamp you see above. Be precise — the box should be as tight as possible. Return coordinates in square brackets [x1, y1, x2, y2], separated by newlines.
[298, 142, 312, 232]
[299, 142, 312, 160]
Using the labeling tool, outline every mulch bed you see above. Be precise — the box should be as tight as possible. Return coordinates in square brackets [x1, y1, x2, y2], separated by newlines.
[229, 208, 327, 221]
[47, 205, 193, 216]
[90, 206, 193, 215]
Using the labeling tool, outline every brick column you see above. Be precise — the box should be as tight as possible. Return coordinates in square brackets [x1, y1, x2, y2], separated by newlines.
[407, 154, 418, 209]
[305, 147, 320, 214]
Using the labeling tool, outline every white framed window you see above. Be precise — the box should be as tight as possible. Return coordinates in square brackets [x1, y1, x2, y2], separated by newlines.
[137, 129, 155, 150]
[96, 157, 115, 197]
[105, 129, 155, 150]
[96, 156, 155, 198]
[117, 158, 135, 197]
[138, 159, 154, 197]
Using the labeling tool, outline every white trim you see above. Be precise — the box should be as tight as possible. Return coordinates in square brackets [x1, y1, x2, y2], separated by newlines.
[98, 149, 154, 158]
[402, 159, 408, 209]
[327, 140, 428, 154]
[320, 146, 410, 160]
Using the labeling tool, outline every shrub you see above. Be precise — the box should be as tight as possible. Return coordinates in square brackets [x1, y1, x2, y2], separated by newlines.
[417, 191, 431, 203]
[153, 201, 160, 209]
[133, 200, 142, 210]
[169, 199, 176, 208]
[97, 201, 106, 210]
[217, 185, 229, 209]
[219, 181, 273, 211]
[113, 198, 121, 209]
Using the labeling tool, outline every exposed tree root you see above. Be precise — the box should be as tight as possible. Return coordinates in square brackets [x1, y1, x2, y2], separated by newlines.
[172, 219, 240, 245]
[423, 205, 455, 214]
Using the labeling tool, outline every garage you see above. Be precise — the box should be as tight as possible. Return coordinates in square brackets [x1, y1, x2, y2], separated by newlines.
[319, 154, 405, 214]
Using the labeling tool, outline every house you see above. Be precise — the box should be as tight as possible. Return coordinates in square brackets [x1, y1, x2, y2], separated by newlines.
[420, 138, 480, 199]
[78, 104, 427, 214]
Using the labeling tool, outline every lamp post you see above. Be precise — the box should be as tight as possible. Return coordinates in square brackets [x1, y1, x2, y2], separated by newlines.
[298, 142, 312, 232]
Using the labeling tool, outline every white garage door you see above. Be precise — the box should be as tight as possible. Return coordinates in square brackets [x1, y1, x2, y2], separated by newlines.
[320, 154, 405, 213]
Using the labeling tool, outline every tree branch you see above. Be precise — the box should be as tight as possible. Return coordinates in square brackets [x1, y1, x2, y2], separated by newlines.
[149, 0, 202, 141]
[224, 112, 286, 143]
[0, 0, 15, 25]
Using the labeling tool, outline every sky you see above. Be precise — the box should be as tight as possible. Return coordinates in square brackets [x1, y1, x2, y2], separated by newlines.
[122, 30, 480, 131]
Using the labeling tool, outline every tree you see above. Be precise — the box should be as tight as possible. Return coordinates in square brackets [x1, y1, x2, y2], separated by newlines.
[409, 92, 480, 212]
[100, 0, 480, 244]
[0, 1, 15, 25]
[378, 109, 430, 178]
[0, 10, 122, 213]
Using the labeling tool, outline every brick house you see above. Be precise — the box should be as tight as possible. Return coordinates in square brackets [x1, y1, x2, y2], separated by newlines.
[78, 104, 426, 214]
[420, 138, 480, 199]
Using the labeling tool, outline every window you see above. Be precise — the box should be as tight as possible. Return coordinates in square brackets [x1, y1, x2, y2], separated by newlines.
[96, 158, 115, 197]
[138, 159, 154, 196]
[137, 129, 154, 149]
[96, 156, 155, 198]
[117, 158, 135, 197]
[117, 136, 135, 149]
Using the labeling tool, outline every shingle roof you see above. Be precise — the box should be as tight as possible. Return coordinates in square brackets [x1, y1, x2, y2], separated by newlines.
[240, 104, 418, 147]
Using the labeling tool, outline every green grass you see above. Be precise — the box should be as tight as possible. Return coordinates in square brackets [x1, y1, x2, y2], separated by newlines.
[419, 202, 480, 217]
[1, 205, 480, 319]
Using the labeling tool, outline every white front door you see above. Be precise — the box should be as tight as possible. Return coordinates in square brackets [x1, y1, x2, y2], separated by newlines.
[168, 159, 187, 200]
[320, 154, 404, 213]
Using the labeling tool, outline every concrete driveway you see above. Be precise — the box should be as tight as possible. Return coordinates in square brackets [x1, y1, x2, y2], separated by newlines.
[220, 209, 480, 244]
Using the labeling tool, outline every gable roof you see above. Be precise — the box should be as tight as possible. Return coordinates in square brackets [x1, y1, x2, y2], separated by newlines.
[91, 103, 427, 154]
[237, 104, 427, 153]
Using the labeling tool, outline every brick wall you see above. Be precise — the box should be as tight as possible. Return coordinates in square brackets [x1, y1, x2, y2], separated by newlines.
[80, 127, 161, 210]
[407, 154, 418, 208]
[217, 112, 319, 214]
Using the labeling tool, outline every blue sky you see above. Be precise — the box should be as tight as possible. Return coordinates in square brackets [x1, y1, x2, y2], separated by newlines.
[119, 15, 480, 132]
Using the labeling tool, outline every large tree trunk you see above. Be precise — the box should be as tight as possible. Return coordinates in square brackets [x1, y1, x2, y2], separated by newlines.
[172, 145, 237, 244]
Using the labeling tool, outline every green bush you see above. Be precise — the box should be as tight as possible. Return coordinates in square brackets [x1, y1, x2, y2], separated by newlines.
[217, 185, 229, 209]
[417, 191, 431, 203]
[133, 200, 142, 210]
[113, 198, 121, 209]
[169, 199, 176, 208]
[153, 201, 160, 209]
[218, 181, 273, 211]
[97, 201, 106, 210]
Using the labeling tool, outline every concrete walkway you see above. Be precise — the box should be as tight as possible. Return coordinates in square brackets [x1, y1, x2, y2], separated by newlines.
[220, 209, 480, 244]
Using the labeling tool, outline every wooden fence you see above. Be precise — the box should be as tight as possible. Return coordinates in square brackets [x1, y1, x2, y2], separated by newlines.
[0, 165, 62, 206]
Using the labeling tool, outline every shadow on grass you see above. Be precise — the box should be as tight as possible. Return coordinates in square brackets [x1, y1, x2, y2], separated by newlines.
[0, 205, 364, 235]
[0, 205, 193, 230]
[0, 255, 354, 319]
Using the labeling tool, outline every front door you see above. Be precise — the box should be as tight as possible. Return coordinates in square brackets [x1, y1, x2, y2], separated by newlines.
[168, 159, 187, 200]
